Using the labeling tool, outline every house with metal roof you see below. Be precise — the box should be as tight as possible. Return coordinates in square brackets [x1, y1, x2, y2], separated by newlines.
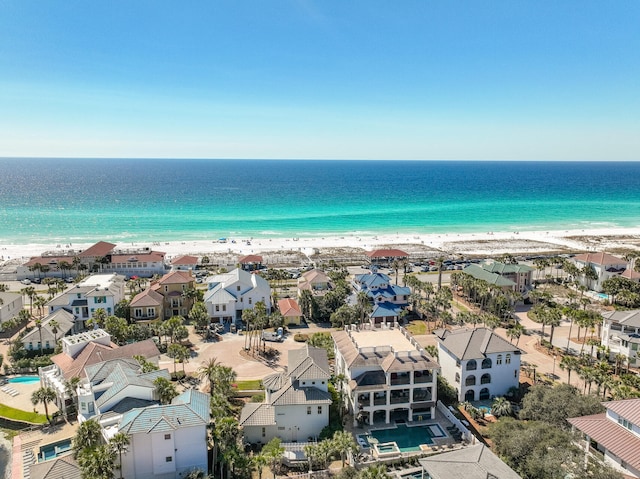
[572, 252, 629, 292]
[73, 357, 210, 479]
[203, 268, 271, 324]
[21, 309, 75, 352]
[601, 309, 640, 368]
[461, 264, 518, 291]
[480, 262, 533, 294]
[569, 398, 640, 478]
[240, 344, 332, 444]
[418, 443, 521, 479]
[332, 324, 439, 426]
[434, 327, 523, 403]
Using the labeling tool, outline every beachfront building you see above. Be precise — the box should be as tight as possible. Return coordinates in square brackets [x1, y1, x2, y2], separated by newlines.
[601, 309, 640, 368]
[569, 398, 640, 478]
[46, 273, 125, 330]
[240, 344, 332, 444]
[277, 298, 303, 326]
[460, 264, 519, 294]
[238, 254, 264, 271]
[479, 261, 533, 294]
[170, 254, 199, 271]
[203, 268, 271, 324]
[434, 327, 523, 402]
[21, 309, 75, 352]
[297, 268, 332, 295]
[39, 329, 160, 414]
[0, 291, 23, 326]
[572, 252, 628, 292]
[75, 357, 209, 479]
[332, 324, 439, 426]
[365, 248, 409, 267]
[129, 270, 196, 321]
[17, 241, 167, 281]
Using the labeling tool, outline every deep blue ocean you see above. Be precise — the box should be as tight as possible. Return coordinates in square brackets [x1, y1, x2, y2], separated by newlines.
[0, 158, 639, 245]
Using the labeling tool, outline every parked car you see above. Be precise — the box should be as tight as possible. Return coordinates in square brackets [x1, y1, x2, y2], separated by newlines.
[20, 279, 31, 285]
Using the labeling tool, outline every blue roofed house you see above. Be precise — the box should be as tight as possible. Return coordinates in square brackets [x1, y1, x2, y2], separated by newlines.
[75, 358, 210, 479]
[353, 272, 410, 326]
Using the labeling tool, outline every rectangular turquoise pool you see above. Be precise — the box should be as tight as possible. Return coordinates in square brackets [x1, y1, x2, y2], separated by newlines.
[361, 423, 445, 452]
[39, 439, 72, 462]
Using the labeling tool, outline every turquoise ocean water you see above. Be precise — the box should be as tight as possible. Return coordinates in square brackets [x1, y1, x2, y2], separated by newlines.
[0, 158, 639, 245]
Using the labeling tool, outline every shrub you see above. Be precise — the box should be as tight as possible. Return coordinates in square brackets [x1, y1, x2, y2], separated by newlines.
[293, 333, 309, 342]
[250, 394, 265, 402]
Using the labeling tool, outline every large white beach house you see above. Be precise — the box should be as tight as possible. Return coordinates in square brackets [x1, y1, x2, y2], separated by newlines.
[332, 324, 439, 426]
[203, 268, 271, 324]
[435, 327, 523, 402]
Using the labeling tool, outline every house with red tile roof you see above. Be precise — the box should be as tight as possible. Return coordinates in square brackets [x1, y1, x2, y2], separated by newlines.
[170, 254, 199, 271]
[572, 252, 628, 292]
[569, 398, 640, 478]
[365, 248, 409, 267]
[238, 254, 264, 271]
[17, 241, 167, 280]
[278, 298, 302, 325]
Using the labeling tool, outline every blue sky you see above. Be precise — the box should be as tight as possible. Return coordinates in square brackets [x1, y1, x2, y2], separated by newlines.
[1, 1, 639, 160]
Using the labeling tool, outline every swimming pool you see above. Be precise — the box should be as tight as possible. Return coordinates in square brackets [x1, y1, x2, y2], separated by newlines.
[39, 439, 72, 462]
[8, 375, 40, 384]
[361, 423, 445, 452]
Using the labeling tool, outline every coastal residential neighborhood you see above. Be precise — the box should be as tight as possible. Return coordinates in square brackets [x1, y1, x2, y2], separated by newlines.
[2, 241, 640, 479]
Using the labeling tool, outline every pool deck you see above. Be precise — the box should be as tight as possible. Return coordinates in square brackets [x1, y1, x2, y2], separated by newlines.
[12, 421, 77, 479]
[352, 412, 468, 460]
[0, 376, 60, 416]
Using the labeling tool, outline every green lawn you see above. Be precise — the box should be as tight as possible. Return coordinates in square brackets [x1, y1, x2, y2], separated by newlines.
[0, 403, 48, 424]
[233, 380, 262, 391]
[406, 321, 428, 335]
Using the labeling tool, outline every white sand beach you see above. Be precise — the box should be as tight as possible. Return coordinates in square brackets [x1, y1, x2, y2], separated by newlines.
[2, 227, 640, 266]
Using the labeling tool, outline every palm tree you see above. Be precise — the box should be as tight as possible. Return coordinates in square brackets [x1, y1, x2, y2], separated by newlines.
[78, 443, 116, 479]
[252, 453, 269, 479]
[73, 419, 103, 457]
[358, 464, 391, 479]
[153, 376, 178, 404]
[48, 319, 60, 345]
[559, 355, 579, 386]
[31, 386, 56, 422]
[197, 357, 220, 392]
[35, 318, 44, 351]
[332, 430, 357, 467]
[491, 397, 513, 417]
[109, 432, 130, 479]
[435, 256, 445, 290]
[507, 323, 525, 345]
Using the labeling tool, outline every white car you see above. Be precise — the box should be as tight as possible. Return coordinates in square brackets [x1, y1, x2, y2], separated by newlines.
[20, 279, 31, 285]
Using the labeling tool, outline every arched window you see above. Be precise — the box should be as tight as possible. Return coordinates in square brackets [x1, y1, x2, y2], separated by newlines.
[466, 360, 477, 371]
[465, 375, 476, 386]
[506, 354, 511, 364]
[479, 388, 490, 400]
[481, 373, 491, 384]
[481, 358, 492, 369]
[496, 354, 503, 365]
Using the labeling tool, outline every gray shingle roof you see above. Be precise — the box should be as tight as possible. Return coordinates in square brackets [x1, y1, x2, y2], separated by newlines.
[239, 403, 276, 427]
[419, 443, 521, 479]
[603, 309, 640, 328]
[29, 453, 81, 479]
[287, 344, 330, 380]
[435, 327, 523, 360]
[22, 309, 75, 344]
[270, 383, 332, 406]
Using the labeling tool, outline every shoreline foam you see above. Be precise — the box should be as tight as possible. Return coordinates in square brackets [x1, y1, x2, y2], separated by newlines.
[2, 227, 640, 266]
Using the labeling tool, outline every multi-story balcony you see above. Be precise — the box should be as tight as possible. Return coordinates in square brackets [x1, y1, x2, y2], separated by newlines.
[373, 393, 387, 406]
[390, 389, 410, 404]
[390, 372, 410, 386]
[413, 370, 434, 384]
